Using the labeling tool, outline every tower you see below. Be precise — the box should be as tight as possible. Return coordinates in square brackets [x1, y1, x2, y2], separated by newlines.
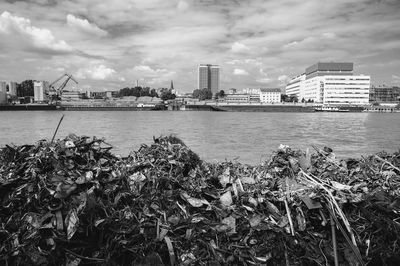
[198, 64, 219, 95]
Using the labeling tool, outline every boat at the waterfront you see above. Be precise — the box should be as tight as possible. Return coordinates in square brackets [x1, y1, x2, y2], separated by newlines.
[315, 106, 350, 112]
[210, 104, 315, 112]
[62, 103, 166, 111]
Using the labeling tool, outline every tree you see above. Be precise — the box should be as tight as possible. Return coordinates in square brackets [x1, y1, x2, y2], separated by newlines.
[160, 90, 176, 101]
[281, 94, 289, 102]
[192, 89, 200, 99]
[150, 88, 158, 97]
[192, 88, 212, 100]
[289, 95, 298, 103]
[216, 90, 225, 98]
[17, 80, 34, 97]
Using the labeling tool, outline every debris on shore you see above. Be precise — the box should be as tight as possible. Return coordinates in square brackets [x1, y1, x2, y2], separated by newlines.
[0, 135, 399, 265]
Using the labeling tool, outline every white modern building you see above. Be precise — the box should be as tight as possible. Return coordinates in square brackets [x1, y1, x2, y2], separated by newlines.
[303, 75, 370, 104]
[198, 64, 220, 95]
[34, 81, 49, 102]
[286, 74, 305, 100]
[260, 88, 281, 103]
[286, 62, 370, 105]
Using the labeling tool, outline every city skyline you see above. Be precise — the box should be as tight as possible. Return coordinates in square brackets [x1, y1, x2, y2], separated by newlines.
[0, 0, 400, 92]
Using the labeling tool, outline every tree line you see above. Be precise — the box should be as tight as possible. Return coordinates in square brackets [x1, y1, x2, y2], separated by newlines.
[12, 81, 176, 101]
[191, 88, 225, 100]
[118, 86, 176, 101]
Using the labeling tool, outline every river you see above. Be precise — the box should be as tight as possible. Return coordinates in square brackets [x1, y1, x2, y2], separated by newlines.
[0, 111, 399, 164]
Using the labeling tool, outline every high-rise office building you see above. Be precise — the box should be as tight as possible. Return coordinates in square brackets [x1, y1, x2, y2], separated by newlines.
[198, 64, 220, 95]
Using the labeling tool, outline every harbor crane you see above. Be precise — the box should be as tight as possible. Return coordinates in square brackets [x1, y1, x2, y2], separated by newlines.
[48, 73, 78, 104]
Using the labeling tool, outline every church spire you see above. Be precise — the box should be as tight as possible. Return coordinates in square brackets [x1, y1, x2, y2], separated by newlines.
[170, 80, 174, 91]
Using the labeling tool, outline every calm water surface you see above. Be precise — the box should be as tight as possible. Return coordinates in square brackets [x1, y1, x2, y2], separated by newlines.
[0, 111, 399, 164]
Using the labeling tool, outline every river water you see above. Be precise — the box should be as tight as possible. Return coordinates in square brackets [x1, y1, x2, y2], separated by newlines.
[0, 111, 399, 164]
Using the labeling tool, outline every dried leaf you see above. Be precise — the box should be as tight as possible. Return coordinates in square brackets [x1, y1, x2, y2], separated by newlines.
[220, 191, 233, 207]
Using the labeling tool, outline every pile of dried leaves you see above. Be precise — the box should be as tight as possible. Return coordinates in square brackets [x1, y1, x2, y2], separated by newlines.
[0, 135, 399, 265]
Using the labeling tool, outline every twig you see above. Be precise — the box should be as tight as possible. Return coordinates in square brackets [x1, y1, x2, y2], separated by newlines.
[311, 145, 343, 169]
[374, 155, 400, 173]
[327, 207, 365, 266]
[284, 243, 290, 266]
[64, 248, 105, 262]
[284, 198, 295, 236]
[284, 175, 295, 236]
[51, 114, 65, 143]
[165, 236, 175, 266]
[330, 212, 339, 266]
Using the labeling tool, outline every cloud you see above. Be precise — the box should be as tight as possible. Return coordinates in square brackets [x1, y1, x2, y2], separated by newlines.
[66, 14, 107, 37]
[322, 32, 336, 39]
[231, 42, 250, 53]
[278, 75, 289, 83]
[393, 75, 400, 83]
[233, 68, 249, 75]
[177, 1, 189, 11]
[0, 0, 400, 91]
[256, 78, 271, 84]
[0, 11, 72, 53]
[125, 65, 176, 85]
[76, 64, 116, 80]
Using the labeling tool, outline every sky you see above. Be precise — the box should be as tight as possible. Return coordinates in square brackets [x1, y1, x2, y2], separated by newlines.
[0, 0, 400, 93]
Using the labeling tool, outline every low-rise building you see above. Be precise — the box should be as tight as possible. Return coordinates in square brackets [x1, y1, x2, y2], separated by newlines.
[228, 88, 237, 94]
[61, 90, 84, 101]
[370, 86, 400, 103]
[259, 88, 281, 103]
[106, 91, 119, 98]
[225, 93, 260, 103]
[90, 91, 107, 99]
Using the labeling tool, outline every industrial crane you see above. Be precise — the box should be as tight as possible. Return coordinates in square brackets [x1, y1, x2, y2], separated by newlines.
[48, 73, 78, 104]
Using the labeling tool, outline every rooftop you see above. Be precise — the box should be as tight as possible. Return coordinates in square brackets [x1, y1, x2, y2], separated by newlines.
[260, 88, 281, 93]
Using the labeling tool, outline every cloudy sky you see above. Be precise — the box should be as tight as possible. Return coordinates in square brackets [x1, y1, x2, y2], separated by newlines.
[0, 0, 399, 92]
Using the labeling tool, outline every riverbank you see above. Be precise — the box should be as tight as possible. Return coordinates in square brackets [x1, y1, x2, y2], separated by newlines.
[1, 135, 399, 265]
[1, 102, 399, 112]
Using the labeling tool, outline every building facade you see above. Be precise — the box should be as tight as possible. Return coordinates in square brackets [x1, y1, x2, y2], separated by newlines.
[61, 91, 84, 101]
[6, 82, 17, 96]
[0, 81, 7, 104]
[198, 64, 220, 95]
[370, 86, 400, 103]
[259, 88, 281, 103]
[286, 74, 305, 99]
[286, 62, 370, 105]
[34, 81, 49, 102]
[225, 93, 260, 103]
